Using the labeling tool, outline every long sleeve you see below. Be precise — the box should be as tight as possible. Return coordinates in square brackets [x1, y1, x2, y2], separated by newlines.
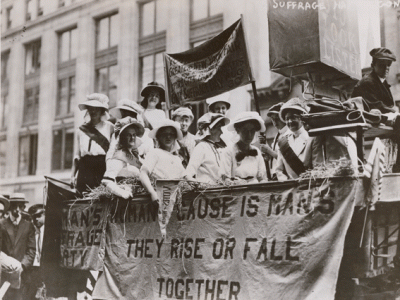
[21, 222, 36, 268]
[185, 144, 205, 179]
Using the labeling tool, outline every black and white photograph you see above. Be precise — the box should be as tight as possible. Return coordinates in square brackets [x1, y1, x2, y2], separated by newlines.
[0, 0, 400, 299]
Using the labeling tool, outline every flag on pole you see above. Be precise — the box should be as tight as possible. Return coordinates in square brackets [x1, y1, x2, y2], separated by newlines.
[164, 18, 252, 108]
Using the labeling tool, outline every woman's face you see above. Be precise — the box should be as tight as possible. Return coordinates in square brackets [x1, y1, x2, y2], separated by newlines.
[209, 121, 223, 138]
[147, 89, 161, 109]
[212, 102, 228, 115]
[120, 110, 137, 119]
[87, 107, 103, 121]
[284, 112, 302, 132]
[121, 127, 138, 149]
[176, 116, 192, 133]
[237, 121, 257, 145]
[157, 127, 177, 149]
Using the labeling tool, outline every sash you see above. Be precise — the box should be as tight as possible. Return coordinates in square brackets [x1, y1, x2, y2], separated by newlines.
[277, 135, 306, 176]
[177, 141, 190, 168]
[79, 123, 110, 153]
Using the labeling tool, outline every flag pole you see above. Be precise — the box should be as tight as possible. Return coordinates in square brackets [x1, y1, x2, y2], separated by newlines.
[163, 53, 171, 112]
[240, 14, 261, 115]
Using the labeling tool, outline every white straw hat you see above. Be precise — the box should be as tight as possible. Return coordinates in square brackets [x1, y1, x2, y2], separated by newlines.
[148, 119, 183, 140]
[110, 99, 144, 119]
[206, 92, 231, 110]
[78, 93, 109, 111]
[227, 111, 266, 132]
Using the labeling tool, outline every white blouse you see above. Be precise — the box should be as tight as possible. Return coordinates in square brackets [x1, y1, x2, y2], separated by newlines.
[142, 109, 166, 129]
[141, 148, 185, 179]
[74, 121, 114, 159]
[222, 143, 268, 183]
[185, 141, 224, 184]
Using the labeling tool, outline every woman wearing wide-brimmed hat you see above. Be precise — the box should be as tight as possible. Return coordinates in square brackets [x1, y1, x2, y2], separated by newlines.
[139, 82, 167, 130]
[102, 117, 144, 199]
[71, 93, 114, 195]
[140, 120, 185, 202]
[185, 113, 230, 184]
[221, 111, 268, 183]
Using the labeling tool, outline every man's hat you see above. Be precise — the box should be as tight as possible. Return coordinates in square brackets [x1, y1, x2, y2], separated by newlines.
[0, 195, 10, 211]
[9, 193, 28, 203]
[28, 204, 45, 217]
[370, 47, 396, 62]
[267, 102, 284, 117]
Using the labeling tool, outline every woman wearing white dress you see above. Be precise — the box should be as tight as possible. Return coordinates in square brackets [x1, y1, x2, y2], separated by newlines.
[139, 82, 166, 130]
[102, 117, 144, 199]
[140, 120, 185, 202]
[185, 113, 230, 184]
[222, 111, 268, 183]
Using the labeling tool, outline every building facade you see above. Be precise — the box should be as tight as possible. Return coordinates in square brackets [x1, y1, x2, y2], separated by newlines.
[1, 0, 399, 205]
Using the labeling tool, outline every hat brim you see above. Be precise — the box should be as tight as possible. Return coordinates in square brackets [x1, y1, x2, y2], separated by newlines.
[149, 123, 183, 140]
[266, 111, 280, 117]
[0, 196, 10, 211]
[279, 107, 308, 122]
[119, 122, 145, 138]
[227, 116, 266, 132]
[140, 85, 165, 97]
[78, 100, 109, 111]
[110, 106, 140, 119]
[208, 101, 231, 110]
[209, 116, 230, 129]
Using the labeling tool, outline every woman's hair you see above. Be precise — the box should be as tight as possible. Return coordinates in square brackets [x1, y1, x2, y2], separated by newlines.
[141, 89, 165, 109]
[233, 120, 261, 132]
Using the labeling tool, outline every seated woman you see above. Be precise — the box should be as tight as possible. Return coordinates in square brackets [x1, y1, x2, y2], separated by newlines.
[222, 111, 268, 183]
[102, 117, 144, 199]
[140, 120, 185, 202]
[185, 113, 230, 184]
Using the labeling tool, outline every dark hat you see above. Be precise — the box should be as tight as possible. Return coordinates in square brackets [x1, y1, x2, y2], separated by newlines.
[0, 195, 10, 211]
[28, 204, 45, 216]
[10, 193, 28, 203]
[140, 82, 165, 109]
[370, 47, 396, 62]
[1, 192, 10, 200]
[267, 102, 284, 117]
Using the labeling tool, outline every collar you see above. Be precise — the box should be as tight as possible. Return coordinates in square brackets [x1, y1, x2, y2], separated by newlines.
[279, 126, 288, 135]
[378, 76, 385, 83]
[290, 126, 306, 138]
[9, 213, 22, 225]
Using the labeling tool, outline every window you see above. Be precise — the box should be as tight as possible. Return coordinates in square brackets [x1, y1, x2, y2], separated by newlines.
[52, 127, 74, 171]
[18, 133, 38, 176]
[37, 0, 43, 16]
[139, 1, 166, 93]
[0, 139, 6, 178]
[96, 14, 119, 51]
[1, 51, 10, 130]
[56, 76, 75, 117]
[191, 0, 223, 22]
[59, 28, 77, 62]
[189, 0, 223, 47]
[26, 0, 34, 21]
[23, 87, 40, 124]
[6, 6, 12, 29]
[140, 0, 167, 37]
[95, 65, 118, 108]
[139, 52, 164, 92]
[25, 40, 41, 75]
[95, 14, 119, 107]
[57, 29, 77, 118]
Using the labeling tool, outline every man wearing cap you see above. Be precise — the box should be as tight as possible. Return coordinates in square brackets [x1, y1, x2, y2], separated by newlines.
[259, 103, 289, 179]
[0, 193, 36, 300]
[275, 98, 310, 180]
[352, 47, 400, 171]
[24, 204, 45, 299]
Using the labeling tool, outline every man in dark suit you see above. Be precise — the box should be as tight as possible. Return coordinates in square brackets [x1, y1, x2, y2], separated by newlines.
[0, 193, 36, 300]
[352, 47, 400, 171]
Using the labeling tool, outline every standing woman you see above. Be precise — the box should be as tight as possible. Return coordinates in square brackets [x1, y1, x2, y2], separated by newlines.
[71, 93, 114, 195]
[139, 82, 166, 130]
[140, 120, 185, 202]
[222, 111, 268, 183]
[185, 113, 230, 184]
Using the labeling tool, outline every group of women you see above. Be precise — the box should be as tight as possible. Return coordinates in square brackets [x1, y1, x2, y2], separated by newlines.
[71, 81, 270, 201]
